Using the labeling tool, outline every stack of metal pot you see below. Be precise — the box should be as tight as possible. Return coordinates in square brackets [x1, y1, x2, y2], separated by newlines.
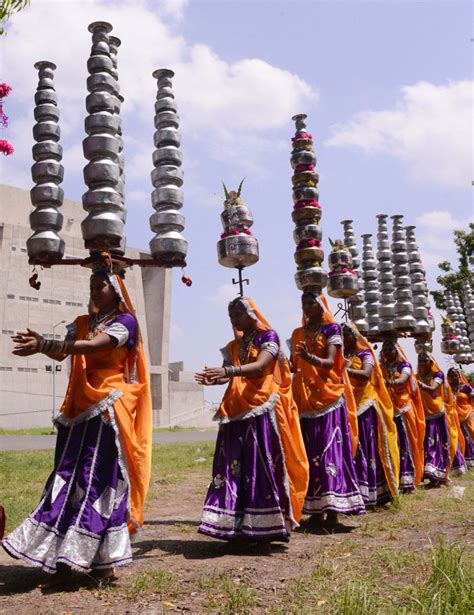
[391, 215, 415, 333]
[462, 280, 474, 354]
[376, 214, 396, 334]
[451, 292, 473, 364]
[108, 35, 126, 255]
[149, 69, 187, 265]
[217, 181, 259, 268]
[361, 233, 380, 339]
[327, 239, 358, 298]
[405, 225, 432, 339]
[27, 61, 65, 263]
[81, 21, 125, 252]
[440, 314, 460, 355]
[341, 219, 367, 333]
[290, 114, 327, 292]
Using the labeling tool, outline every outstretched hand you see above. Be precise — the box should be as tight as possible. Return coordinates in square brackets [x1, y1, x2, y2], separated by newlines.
[195, 366, 225, 386]
[12, 328, 42, 356]
[295, 341, 311, 362]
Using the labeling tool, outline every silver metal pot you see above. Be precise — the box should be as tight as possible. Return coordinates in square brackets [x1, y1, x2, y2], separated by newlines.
[328, 250, 352, 269]
[294, 266, 328, 291]
[221, 205, 254, 229]
[217, 235, 259, 268]
[327, 273, 358, 298]
[293, 223, 322, 244]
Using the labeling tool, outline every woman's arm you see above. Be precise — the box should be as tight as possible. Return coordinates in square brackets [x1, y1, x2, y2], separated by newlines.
[418, 379, 442, 393]
[12, 328, 118, 359]
[201, 349, 274, 381]
[347, 360, 373, 382]
[295, 340, 338, 370]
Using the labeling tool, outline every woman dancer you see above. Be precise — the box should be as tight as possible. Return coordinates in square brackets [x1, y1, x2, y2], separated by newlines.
[416, 352, 459, 486]
[342, 323, 399, 507]
[380, 341, 425, 492]
[3, 266, 152, 587]
[447, 367, 473, 470]
[195, 296, 309, 545]
[290, 292, 365, 526]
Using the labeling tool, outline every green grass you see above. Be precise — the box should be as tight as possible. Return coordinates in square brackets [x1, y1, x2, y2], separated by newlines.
[0, 427, 54, 435]
[126, 569, 178, 599]
[201, 572, 259, 615]
[0, 441, 214, 530]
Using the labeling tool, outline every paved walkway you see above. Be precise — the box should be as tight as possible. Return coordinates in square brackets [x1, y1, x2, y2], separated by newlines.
[0, 430, 218, 451]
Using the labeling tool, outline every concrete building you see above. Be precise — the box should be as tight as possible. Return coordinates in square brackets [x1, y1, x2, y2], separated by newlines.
[0, 184, 210, 429]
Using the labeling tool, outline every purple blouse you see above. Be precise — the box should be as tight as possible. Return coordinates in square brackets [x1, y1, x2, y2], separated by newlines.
[461, 384, 473, 396]
[106, 313, 137, 351]
[254, 329, 280, 358]
[322, 323, 342, 346]
[357, 349, 375, 366]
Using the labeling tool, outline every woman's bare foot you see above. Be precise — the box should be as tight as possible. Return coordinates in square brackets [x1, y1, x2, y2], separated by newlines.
[306, 513, 324, 526]
[39, 563, 72, 590]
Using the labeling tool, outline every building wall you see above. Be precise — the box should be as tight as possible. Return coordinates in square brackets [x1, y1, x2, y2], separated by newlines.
[0, 185, 204, 429]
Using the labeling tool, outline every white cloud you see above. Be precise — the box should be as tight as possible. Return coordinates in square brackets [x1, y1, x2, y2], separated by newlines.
[210, 283, 239, 305]
[1, 0, 317, 189]
[326, 80, 472, 188]
[414, 209, 473, 274]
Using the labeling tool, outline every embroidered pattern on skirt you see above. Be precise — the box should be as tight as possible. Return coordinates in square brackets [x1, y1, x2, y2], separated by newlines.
[199, 402, 293, 542]
[394, 414, 415, 490]
[2, 405, 132, 573]
[354, 405, 391, 507]
[300, 396, 365, 515]
[423, 414, 450, 481]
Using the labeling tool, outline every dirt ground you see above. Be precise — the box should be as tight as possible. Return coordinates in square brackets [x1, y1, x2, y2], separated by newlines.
[0, 470, 473, 615]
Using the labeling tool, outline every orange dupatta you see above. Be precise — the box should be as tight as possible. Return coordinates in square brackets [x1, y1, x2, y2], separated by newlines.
[291, 294, 359, 457]
[380, 344, 425, 486]
[60, 274, 153, 534]
[416, 354, 458, 472]
[345, 324, 400, 496]
[216, 297, 309, 525]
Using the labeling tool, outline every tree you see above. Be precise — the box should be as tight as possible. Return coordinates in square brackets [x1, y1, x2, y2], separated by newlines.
[0, 0, 30, 35]
[431, 222, 474, 310]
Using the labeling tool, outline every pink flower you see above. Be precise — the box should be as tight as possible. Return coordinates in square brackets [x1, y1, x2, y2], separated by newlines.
[294, 163, 315, 173]
[0, 139, 14, 155]
[293, 199, 321, 210]
[0, 83, 12, 99]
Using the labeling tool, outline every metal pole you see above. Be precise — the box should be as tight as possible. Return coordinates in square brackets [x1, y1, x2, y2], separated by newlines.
[51, 319, 66, 426]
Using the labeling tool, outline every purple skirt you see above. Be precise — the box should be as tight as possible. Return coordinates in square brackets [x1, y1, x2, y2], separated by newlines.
[451, 444, 467, 476]
[394, 413, 415, 491]
[424, 413, 450, 482]
[354, 405, 391, 507]
[2, 407, 131, 573]
[461, 424, 474, 469]
[198, 405, 292, 542]
[300, 397, 365, 516]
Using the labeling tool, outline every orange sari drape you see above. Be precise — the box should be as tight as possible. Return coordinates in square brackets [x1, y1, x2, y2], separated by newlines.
[416, 360, 458, 470]
[381, 359, 425, 486]
[216, 298, 309, 525]
[60, 276, 153, 534]
[290, 296, 359, 457]
[348, 340, 400, 496]
[453, 385, 474, 442]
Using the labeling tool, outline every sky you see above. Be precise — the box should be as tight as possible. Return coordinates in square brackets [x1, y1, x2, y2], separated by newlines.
[0, 0, 472, 402]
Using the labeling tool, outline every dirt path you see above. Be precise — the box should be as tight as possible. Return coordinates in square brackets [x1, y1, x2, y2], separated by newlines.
[1, 471, 473, 614]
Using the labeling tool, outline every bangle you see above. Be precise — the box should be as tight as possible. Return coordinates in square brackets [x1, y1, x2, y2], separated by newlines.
[311, 354, 320, 366]
[225, 365, 242, 377]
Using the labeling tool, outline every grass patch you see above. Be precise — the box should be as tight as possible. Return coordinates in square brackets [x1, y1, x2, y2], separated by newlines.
[408, 541, 474, 614]
[201, 572, 258, 615]
[126, 569, 178, 599]
[1, 441, 214, 530]
[0, 427, 53, 435]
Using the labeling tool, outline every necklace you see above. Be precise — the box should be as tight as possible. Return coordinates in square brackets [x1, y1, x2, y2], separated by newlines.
[239, 329, 258, 364]
[304, 322, 322, 347]
[89, 308, 119, 337]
